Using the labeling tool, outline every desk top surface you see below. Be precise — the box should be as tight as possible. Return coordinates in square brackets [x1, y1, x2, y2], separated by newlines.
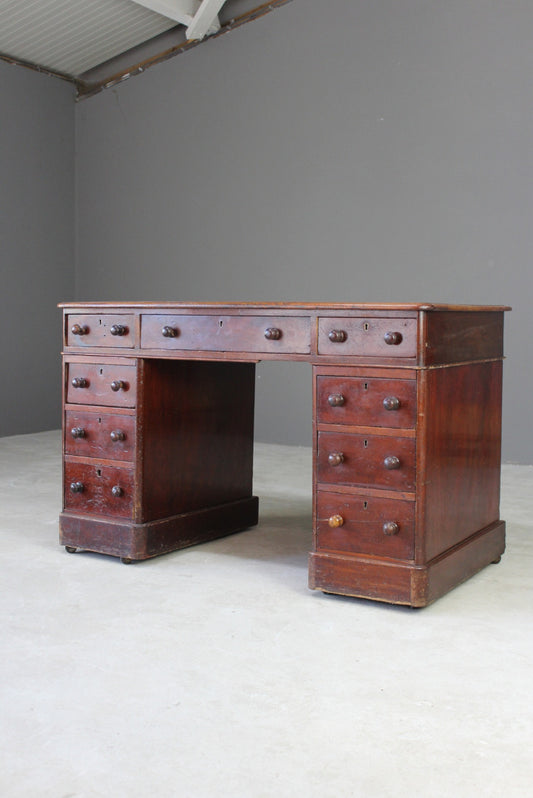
[58, 301, 511, 312]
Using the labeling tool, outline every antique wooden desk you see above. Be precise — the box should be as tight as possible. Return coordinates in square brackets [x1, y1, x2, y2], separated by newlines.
[58, 302, 509, 607]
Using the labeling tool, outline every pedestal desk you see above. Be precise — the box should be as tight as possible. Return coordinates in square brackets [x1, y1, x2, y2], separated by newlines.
[58, 302, 509, 607]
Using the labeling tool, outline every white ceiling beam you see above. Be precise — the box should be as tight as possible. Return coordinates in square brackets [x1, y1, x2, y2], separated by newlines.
[129, 0, 199, 27]
[186, 0, 227, 40]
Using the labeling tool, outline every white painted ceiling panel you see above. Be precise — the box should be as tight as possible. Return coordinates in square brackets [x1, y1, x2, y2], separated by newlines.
[0, 0, 178, 76]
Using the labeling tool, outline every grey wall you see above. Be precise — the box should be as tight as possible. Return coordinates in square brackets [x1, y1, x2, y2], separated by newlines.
[74, 0, 531, 462]
[0, 62, 75, 436]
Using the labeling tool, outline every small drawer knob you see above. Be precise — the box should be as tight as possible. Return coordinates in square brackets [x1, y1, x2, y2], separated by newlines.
[383, 396, 401, 411]
[383, 521, 400, 536]
[264, 327, 282, 340]
[384, 455, 401, 470]
[384, 331, 403, 346]
[71, 324, 88, 336]
[328, 452, 345, 467]
[110, 380, 127, 392]
[328, 329, 347, 343]
[110, 324, 128, 337]
[70, 481, 84, 493]
[110, 430, 126, 442]
[70, 427, 86, 439]
[162, 325, 178, 338]
[111, 485, 124, 497]
[328, 394, 345, 407]
[328, 514, 345, 528]
[71, 377, 88, 389]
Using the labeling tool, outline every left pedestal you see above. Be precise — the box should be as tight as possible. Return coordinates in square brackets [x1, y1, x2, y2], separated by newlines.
[60, 357, 258, 561]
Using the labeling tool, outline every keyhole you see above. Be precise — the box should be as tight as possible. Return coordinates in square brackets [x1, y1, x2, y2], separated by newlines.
[96, 469, 102, 477]
[219, 320, 223, 327]
[364, 440, 368, 448]
[363, 322, 369, 331]
[364, 383, 369, 391]
[363, 501, 368, 510]
[99, 368, 103, 375]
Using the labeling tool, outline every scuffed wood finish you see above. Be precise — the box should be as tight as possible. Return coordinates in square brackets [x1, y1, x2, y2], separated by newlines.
[59, 301, 509, 606]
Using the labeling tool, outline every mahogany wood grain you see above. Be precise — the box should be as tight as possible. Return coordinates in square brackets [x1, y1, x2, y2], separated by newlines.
[140, 314, 311, 354]
[66, 313, 135, 348]
[318, 317, 417, 358]
[66, 362, 137, 408]
[419, 361, 503, 561]
[64, 460, 134, 519]
[422, 311, 504, 365]
[64, 409, 135, 461]
[316, 375, 416, 429]
[316, 490, 415, 560]
[317, 431, 416, 492]
[139, 359, 256, 522]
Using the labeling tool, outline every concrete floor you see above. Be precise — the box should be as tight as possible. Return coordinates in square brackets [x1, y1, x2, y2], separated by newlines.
[1, 430, 532, 798]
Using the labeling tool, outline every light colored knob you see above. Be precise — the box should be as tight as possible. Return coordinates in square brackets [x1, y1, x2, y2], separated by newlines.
[328, 514, 344, 528]
[328, 452, 344, 467]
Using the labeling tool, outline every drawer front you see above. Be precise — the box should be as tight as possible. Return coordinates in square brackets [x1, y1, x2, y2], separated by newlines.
[317, 431, 415, 491]
[67, 314, 135, 348]
[66, 363, 137, 407]
[316, 376, 416, 428]
[318, 317, 417, 357]
[64, 461, 134, 519]
[65, 410, 135, 461]
[316, 491, 415, 560]
[140, 314, 311, 354]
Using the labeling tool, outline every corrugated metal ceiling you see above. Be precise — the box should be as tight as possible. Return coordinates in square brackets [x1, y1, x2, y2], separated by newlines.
[0, 0, 177, 76]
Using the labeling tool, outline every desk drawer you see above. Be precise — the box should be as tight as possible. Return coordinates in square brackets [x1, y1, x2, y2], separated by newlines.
[316, 491, 415, 560]
[316, 376, 416, 428]
[64, 461, 134, 519]
[66, 314, 135, 348]
[317, 431, 415, 491]
[318, 317, 417, 358]
[65, 410, 135, 461]
[66, 363, 137, 407]
[140, 314, 311, 354]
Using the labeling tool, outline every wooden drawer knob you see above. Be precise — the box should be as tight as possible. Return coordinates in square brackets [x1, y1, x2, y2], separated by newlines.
[384, 455, 401, 470]
[383, 521, 400, 536]
[162, 325, 178, 338]
[71, 377, 88, 389]
[328, 452, 344, 467]
[384, 331, 403, 346]
[328, 514, 344, 528]
[70, 427, 86, 439]
[264, 327, 282, 340]
[110, 380, 127, 392]
[110, 324, 128, 336]
[71, 324, 88, 336]
[70, 481, 84, 493]
[328, 394, 345, 407]
[383, 396, 401, 411]
[110, 430, 126, 442]
[328, 329, 347, 343]
[111, 485, 124, 497]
